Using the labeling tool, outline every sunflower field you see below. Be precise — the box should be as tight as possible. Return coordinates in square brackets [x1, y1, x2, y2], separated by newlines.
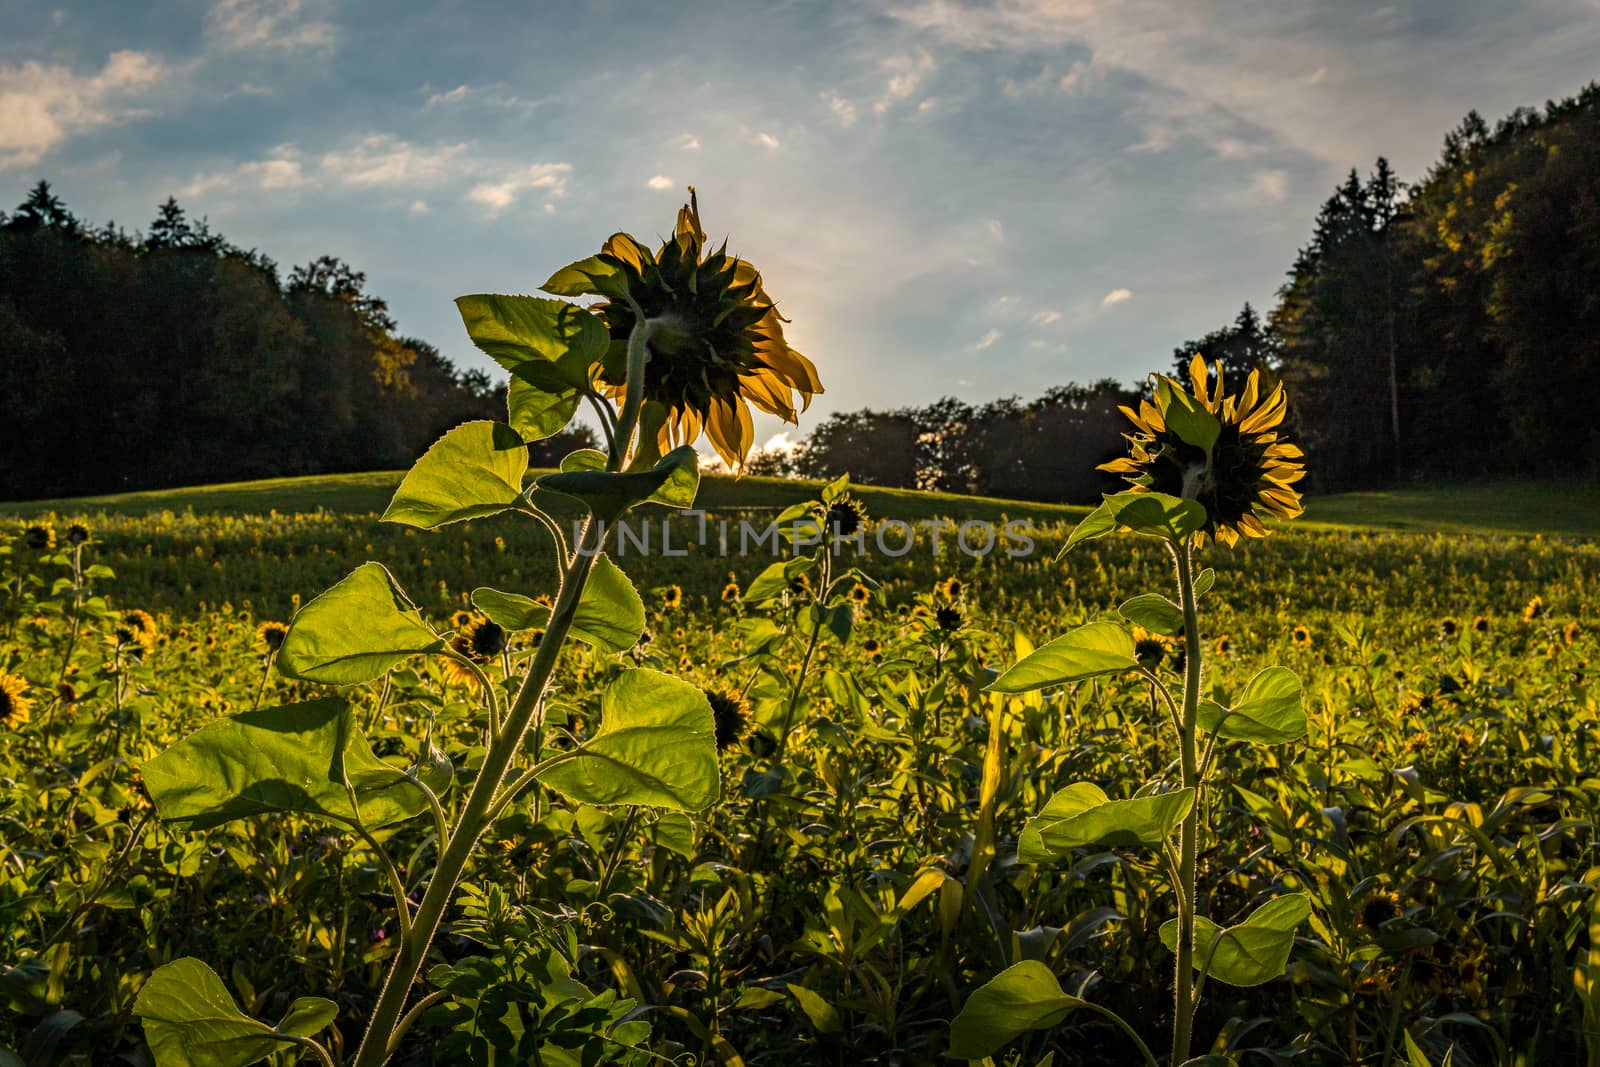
[3, 194, 1600, 1067]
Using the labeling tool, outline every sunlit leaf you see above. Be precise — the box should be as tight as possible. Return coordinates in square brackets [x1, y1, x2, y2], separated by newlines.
[539, 669, 720, 810]
[1197, 666, 1306, 744]
[537, 445, 699, 520]
[1159, 893, 1311, 986]
[454, 293, 609, 390]
[1020, 782, 1194, 860]
[507, 376, 580, 444]
[135, 958, 279, 1067]
[947, 961, 1081, 1059]
[381, 421, 528, 529]
[1118, 592, 1184, 635]
[471, 587, 551, 632]
[141, 697, 426, 830]
[988, 621, 1139, 693]
[276, 562, 443, 684]
[570, 553, 646, 652]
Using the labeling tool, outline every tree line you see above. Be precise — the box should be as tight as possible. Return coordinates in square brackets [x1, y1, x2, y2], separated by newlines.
[772, 80, 1600, 496]
[0, 184, 589, 500]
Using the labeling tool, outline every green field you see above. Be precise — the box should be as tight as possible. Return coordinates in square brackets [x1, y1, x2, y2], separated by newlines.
[3, 471, 1598, 1066]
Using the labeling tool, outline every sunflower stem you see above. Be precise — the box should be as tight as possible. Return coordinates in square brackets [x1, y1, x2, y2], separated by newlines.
[1171, 540, 1203, 1065]
[612, 303, 654, 468]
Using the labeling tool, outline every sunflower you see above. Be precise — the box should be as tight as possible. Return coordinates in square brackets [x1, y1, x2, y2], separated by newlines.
[1291, 624, 1312, 648]
[1359, 889, 1402, 930]
[1472, 615, 1490, 634]
[825, 497, 867, 539]
[661, 585, 683, 610]
[934, 605, 964, 633]
[1131, 625, 1176, 670]
[938, 576, 964, 601]
[24, 525, 55, 551]
[1100, 355, 1305, 547]
[1439, 617, 1458, 637]
[1522, 596, 1544, 622]
[862, 638, 882, 657]
[582, 189, 823, 468]
[120, 609, 159, 650]
[0, 671, 31, 728]
[66, 524, 90, 545]
[1564, 621, 1581, 646]
[704, 689, 751, 752]
[255, 621, 289, 652]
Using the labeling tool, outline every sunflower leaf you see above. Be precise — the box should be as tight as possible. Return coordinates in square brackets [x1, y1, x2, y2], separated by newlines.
[1159, 893, 1310, 987]
[381, 421, 529, 529]
[1019, 783, 1194, 860]
[571, 554, 646, 653]
[536, 445, 699, 520]
[1197, 666, 1306, 744]
[947, 961, 1083, 1059]
[987, 621, 1139, 693]
[455, 294, 609, 390]
[276, 562, 444, 684]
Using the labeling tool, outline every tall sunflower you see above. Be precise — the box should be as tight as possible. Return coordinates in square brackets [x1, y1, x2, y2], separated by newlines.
[588, 189, 822, 468]
[0, 670, 31, 729]
[1100, 355, 1305, 547]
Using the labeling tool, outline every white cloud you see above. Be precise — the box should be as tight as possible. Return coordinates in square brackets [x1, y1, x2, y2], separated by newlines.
[0, 50, 166, 171]
[181, 145, 305, 197]
[205, 0, 336, 54]
[760, 431, 798, 455]
[424, 85, 469, 108]
[1031, 309, 1062, 325]
[822, 90, 858, 127]
[675, 132, 701, 150]
[987, 217, 1004, 241]
[647, 174, 673, 189]
[975, 327, 1002, 350]
[1248, 168, 1290, 202]
[874, 50, 936, 113]
[421, 82, 544, 114]
[408, 199, 430, 215]
[1213, 137, 1263, 159]
[319, 133, 469, 188]
[754, 131, 781, 149]
[467, 162, 572, 212]
[1102, 287, 1133, 306]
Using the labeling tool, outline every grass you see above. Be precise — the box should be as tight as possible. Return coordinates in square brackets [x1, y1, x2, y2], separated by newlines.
[6, 471, 1599, 538]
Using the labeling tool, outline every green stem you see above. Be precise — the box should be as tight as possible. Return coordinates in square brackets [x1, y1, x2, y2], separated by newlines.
[1170, 539, 1203, 1066]
[348, 524, 600, 1067]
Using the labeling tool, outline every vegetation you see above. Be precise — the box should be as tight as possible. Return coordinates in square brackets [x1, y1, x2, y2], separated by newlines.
[5, 186, 1600, 1067]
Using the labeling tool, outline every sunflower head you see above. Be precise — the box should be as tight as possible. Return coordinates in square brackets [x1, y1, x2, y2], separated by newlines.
[661, 585, 683, 610]
[121, 609, 159, 650]
[66, 524, 90, 545]
[0, 671, 31, 729]
[1100, 355, 1305, 547]
[255, 620, 289, 652]
[1291, 624, 1312, 648]
[1522, 596, 1544, 622]
[721, 581, 742, 603]
[1359, 889, 1402, 930]
[587, 189, 822, 469]
[24, 525, 55, 551]
[825, 497, 867, 539]
[704, 688, 751, 752]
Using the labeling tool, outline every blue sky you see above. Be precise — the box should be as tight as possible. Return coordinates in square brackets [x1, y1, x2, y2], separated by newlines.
[4, 0, 1598, 454]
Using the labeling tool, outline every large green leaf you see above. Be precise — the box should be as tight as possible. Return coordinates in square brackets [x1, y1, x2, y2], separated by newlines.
[141, 698, 426, 830]
[135, 958, 289, 1067]
[507, 376, 580, 443]
[539, 669, 720, 811]
[454, 294, 609, 390]
[1160, 893, 1311, 987]
[471, 587, 551, 632]
[276, 562, 443, 684]
[947, 961, 1081, 1059]
[1019, 783, 1194, 861]
[571, 554, 646, 652]
[988, 621, 1139, 693]
[536, 445, 699, 520]
[1107, 491, 1209, 542]
[1197, 666, 1306, 744]
[381, 421, 528, 529]
[1118, 592, 1184, 635]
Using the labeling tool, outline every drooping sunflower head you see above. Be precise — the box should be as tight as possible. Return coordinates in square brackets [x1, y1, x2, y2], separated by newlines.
[704, 688, 752, 752]
[591, 189, 823, 469]
[255, 620, 289, 652]
[1522, 595, 1544, 622]
[24, 525, 55, 551]
[120, 609, 159, 650]
[1100, 355, 1306, 547]
[0, 671, 31, 729]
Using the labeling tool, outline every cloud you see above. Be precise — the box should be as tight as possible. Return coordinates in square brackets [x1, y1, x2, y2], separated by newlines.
[181, 144, 306, 197]
[422, 82, 544, 114]
[987, 218, 1004, 241]
[760, 431, 798, 455]
[822, 90, 858, 127]
[1102, 287, 1133, 306]
[205, 0, 336, 54]
[408, 199, 430, 215]
[874, 50, 936, 114]
[1031, 309, 1062, 325]
[424, 85, 469, 108]
[1248, 168, 1290, 202]
[647, 174, 673, 189]
[466, 162, 572, 212]
[675, 133, 701, 150]
[975, 327, 1002, 350]
[319, 133, 469, 188]
[0, 50, 166, 171]
[753, 131, 781, 149]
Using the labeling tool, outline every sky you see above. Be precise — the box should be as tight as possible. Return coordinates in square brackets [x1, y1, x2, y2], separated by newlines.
[4, 0, 1599, 455]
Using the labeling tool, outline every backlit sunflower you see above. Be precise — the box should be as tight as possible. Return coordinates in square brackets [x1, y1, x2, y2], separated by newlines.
[585, 189, 823, 468]
[1100, 355, 1305, 547]
[0, 671, 31, 729]
[255, 621, 289, 652]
